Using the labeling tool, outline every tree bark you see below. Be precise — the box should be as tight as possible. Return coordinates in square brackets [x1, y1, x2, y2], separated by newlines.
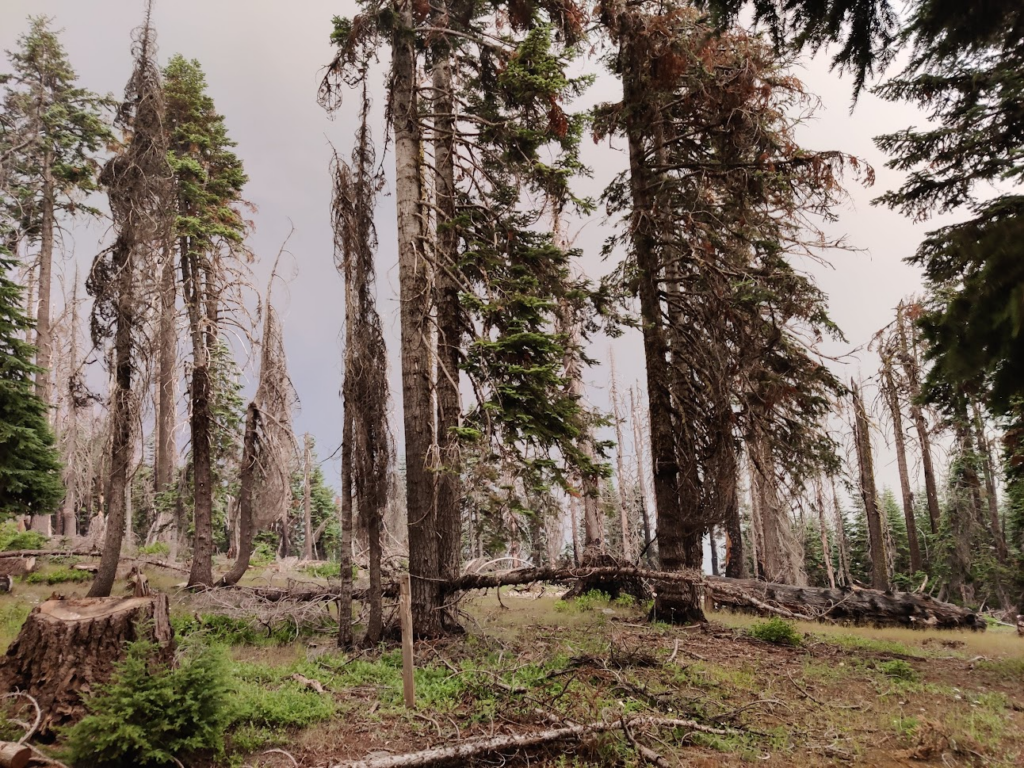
[430, 37, 463, 615]
[610, 355, 634, 562]
[630, 388, 655, 567]
[154, 239, 177, 508]
[0, 595, 174, 734]
[852, 380, 889, 591]
[814, 480, 836, 589]
[897, 303, 941, 534]
[880, 363, 923, 573]
[972, 404, 1008, 563]
[706, 576, 983, 630]
[339, 413, 354, 648]
[218, 402, 258, 587]
[33, 149, 54, 409]
[392, 0, 445, 637]
[88, 244, 134, 598]
[303, 433, 314, 561]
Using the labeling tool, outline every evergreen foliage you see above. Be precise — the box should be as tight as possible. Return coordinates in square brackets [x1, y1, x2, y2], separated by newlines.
[0, 16, 112, 240]
[66, 637, 234, 767]
[0, 246, 62, 515]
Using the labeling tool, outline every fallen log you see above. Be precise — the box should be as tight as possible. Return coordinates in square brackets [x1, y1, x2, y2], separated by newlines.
[0, 742, 29, 768]
[329, 716, 736, 768]
[0, 595, 175, 734]
[0, 550, 187, 573]
[445, 566, 703, 594]
[706, 577, 984, 630]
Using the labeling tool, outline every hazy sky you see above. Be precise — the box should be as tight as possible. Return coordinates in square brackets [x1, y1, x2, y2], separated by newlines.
[0, 0, 956, 500]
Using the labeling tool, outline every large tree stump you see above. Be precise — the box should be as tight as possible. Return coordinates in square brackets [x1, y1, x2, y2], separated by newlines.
[0, 595, 174, 734]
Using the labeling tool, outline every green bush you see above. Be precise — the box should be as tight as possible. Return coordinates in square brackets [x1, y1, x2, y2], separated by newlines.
[556, 589, 612, 613]
[0, 521, 47, 551]
[25, 566, 93, 585]
[172, 614, 261, 646]
[749, 617, 802, 646]
[138, 542, 170, 557]
[878, 659, 918, 682]
[66, 638, 233, 767]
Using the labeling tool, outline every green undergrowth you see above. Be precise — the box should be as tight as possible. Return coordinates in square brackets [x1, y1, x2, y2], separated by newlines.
[172, 613, 319, 646]
[137, 542, 170, 557]
[749, 617, 802, 646]
[25, 566, 93, 585]
[0, 521, 48, 551]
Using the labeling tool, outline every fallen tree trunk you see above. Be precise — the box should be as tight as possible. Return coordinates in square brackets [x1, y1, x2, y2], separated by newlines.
[0, 743, 29, 768]
[0, 550, 187, 573]
[329, 716, 736, 768]
[445, 566, 703, 595]
[706, 577, 984, 630]
[0, 595, 175, 734]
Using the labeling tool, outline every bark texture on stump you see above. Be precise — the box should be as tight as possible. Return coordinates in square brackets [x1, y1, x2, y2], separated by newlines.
[0, 595, 174, 734]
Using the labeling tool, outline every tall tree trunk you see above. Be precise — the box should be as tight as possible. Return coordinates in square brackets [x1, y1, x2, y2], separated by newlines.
[972, 404, 1008, 563]
[897, 303, 941, 534]
[219, 403, 258, 586]
[154, 240, 177, 507]
[338, 413, 354, 648]
[610, 353, 634, 562]
[392, 0, 445, 636]
[829, 477, 852, 587]
[630, 388, 655, 566]
[303, 433, 314, 561]
[34, 150, 55, 409]
[60, 279, 81, 537]
[708, 525, 720, 576]
[814, 480, 836, 589]
[568, 494, 580, 566]
[880, 363, 923, 573]
[88, 246, 134, 598]
[852, 380, 889, 591]
[431, 37, 463, 608]
[183, 247, 214, 588]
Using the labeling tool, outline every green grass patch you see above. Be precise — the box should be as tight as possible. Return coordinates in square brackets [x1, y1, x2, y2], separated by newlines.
[137, 542, 170, 557]
[877, 659, 918, 682]
[24, 566, 93, 585]
[826, 634, 916, 657]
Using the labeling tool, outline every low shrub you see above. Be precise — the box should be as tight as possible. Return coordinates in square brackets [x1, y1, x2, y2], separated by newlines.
[556, 589, 612, 613]
[749, 617, 802, 646]
[66, 637, 233, 767]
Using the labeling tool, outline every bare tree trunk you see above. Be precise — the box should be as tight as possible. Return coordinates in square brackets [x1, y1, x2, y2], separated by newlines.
[182, 245, 214, 588]
[60, 280, 81, 537]
[392, 0, 445, 636]
[431, 38, 463, 610]
[747, 454, 762, 579]
[610, 352, 634, 562]
[219, 403, 258, 587]
[829, 477, 851, 587]
[814, 480, 836, 589]
[630, 388, 654, 566]
[154, 240, 177, 506]
[339, 413, 354, 648]
[972, 404, 1008, 563]
[88, 249, 134, 598]
[880, 362, 923, 573]
[852, 380, 889, 591]
[708, 525, 720, 576]
[897, 303, 941, 534]
[568, 494, 580, 566]
[34, 150, 55, 409]
[303, 433, 314, 561]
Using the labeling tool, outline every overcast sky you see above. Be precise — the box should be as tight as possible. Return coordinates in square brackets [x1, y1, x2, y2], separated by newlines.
[0, 0, 957, 501]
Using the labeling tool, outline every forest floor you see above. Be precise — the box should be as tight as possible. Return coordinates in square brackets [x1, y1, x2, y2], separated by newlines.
[1, 557, 1023, 767]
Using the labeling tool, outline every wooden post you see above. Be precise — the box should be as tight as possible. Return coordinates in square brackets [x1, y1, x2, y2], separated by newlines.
[399, 573, 415, 707]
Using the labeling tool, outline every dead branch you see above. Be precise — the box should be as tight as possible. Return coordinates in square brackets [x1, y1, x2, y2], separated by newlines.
[328, 716, 738, 768]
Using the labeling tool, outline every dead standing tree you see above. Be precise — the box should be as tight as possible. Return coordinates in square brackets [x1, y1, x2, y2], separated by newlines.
[851, 380, 890, 591]
[333, 83, 393, 647]
[86, 5, 171, 598]
[219, 261, 296, 587]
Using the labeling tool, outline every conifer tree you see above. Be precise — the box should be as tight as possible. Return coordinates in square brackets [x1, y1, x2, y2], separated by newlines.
[0, 16, 111, 408]
[163, 54, 247, 587]
[0, 243, 63, 515]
